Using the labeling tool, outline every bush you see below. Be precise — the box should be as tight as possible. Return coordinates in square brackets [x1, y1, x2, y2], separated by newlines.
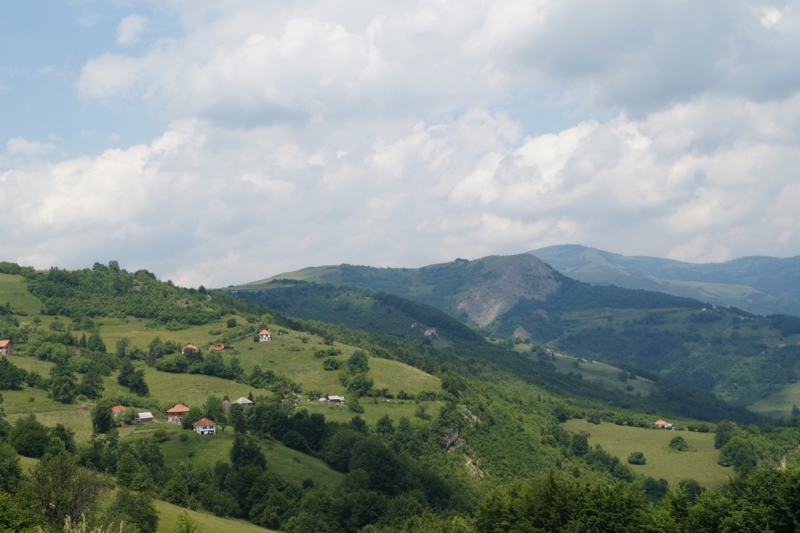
[627, 451, 646, 465]
[227, 318, 237, 328]
[9, 417, 50, 458]
[323, 358, 341, 371]
[668, 436, 690, 451]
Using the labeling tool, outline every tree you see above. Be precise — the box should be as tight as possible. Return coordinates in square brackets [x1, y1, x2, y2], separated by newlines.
[116, 452, 141, 488]
[0, 441, 23, 492]
[107, 487, 159, 533]
[571, 434, 589, 456]
[162, 471, 190, 507]
[127, 369, 150, 396]
[669, 436, 690, 452]
[87, 333, 107, 353]
[118, 358, 136, 387]
[52, 423, 77, 454]
[9, 417, 50, 458]
[91, 401, 114, 434]
[627, 451, 646, 465]
[204, 396, 226, 428]
[230, 434, 267, 470]
[0, 356, 26, 389]
[30, 452, 113, 527]
[115, 338, 131, 358]
[228, 403, 247, 434]
[227, 318, 237, 328]
[171, 511, 204, 533]
[77, 367, 105, 399]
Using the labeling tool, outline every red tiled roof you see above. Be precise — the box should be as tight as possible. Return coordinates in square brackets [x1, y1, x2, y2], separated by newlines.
[167, 404, 190, 414]
[183, 344, 198, 350]
[259, 329, 270, 335]
[193, 418, 216, 427]
[0, 340, 10, 347]
[208, 344, 225, 351]
[112, 405, 127, 414]
[654, 420, 669, 425]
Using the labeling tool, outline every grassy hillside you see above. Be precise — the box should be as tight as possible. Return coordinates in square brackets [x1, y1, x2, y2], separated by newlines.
[154, 500, 276, 533]
[531, 244, 800, 316]
[563, 420, 731, 488]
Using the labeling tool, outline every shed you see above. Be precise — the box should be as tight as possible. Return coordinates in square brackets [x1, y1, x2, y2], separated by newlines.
[233, 397, 254, 407]
[136, 412, 154, 423]
[193, 418, 216, 435]
[327, 395, 345, 404]
[0, 340, 12, 355]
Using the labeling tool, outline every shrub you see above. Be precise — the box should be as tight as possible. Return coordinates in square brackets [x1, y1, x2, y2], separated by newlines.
[627, 451, 646, 465]
[668, 436, 690, 452]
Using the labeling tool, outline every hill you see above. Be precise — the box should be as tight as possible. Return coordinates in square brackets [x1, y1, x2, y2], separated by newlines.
[530, 244, 800, 317]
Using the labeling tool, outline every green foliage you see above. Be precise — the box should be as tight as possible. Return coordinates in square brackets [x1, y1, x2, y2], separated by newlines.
[0, 441, 23, 492]
[9, 416, 50, 458]
[718, 436, 758, 473]
[627, 451, 646, 465]
[91, 401, 115, 434]
[162, 471, 190, 507]
[0, 356, 26, 389]
[669, 436, 690, 452]
[171, 511, 205, 533]
[107, 488, 159, 533]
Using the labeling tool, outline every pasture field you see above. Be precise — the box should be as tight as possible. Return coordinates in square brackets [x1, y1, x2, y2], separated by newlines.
[96, 315, 254, 352]
[0, 273, 43, 315]
[7, 408, 94, 441]
[128, 424, 345, 490]
[548, 353, 656, 396]
[153, 499, 276, 533]
[564, 419, 731, 488]
[301, 398, 443, 425]
[749, 383, 800, 418]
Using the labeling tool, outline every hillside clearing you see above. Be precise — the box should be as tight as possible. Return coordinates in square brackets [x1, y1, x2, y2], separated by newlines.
[564, 419, 731, 488]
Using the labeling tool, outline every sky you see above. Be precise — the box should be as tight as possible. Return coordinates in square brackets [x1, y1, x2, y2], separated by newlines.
[2, 1, 800, 287]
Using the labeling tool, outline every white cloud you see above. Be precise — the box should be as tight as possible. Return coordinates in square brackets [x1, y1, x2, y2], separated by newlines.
[3, 0, 800, 286]
[6, 137, 56, 157]
[117, 14, 148, 45]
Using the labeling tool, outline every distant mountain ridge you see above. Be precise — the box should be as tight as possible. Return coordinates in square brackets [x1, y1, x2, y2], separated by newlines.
[236, 254, 561, 327]
[530, 245, 800, 316]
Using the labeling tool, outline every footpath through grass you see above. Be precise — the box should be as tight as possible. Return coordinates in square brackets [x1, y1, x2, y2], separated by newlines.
[564, 419, 732, 488]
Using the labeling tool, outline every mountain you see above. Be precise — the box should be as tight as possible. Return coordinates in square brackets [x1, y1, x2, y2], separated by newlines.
[530, 245, 800, 317]
[235, 254, 561, 327]
[234, 255, 800, 409]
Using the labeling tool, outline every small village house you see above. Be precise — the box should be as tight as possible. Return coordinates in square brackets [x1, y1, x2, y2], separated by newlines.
[111, 405, 127, 419]
[166, 404, 190, 424]
[136, 412, 154, 423]
[233, 397, 254, 408]
[258, 329, 271, 342]
[0, 340, 12, 355]
[193, 418, 216, 435]
[654, 419, 674, 429]
[181, 344, 198, 355]
[327, 395, 345, 404]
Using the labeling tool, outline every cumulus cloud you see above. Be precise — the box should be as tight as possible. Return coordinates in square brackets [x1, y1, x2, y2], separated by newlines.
[6, 137, 56, 157]
[3, 0, 800, 286]
[117, 14, 148, 45]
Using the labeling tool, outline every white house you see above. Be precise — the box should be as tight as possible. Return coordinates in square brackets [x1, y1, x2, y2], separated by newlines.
[233, 397, 254, 408]
[181, 344, 198, 355]
[193, 418, 216, 435]
[258, 329, 271, 342]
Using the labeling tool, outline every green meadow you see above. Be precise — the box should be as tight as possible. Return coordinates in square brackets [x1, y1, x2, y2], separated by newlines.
[750, 382, 800, 418]
[564, 419, 731, 488]
[153, 499, 276, 533]
[0, 273, 43, 315]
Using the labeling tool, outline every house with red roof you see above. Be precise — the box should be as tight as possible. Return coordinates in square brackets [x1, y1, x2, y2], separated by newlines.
[111, 405, 127, 419]
[193, 418, 216, 435]
[258, 329, 271, 342]
[654, 419, 674, 429]
[208, 344, 225, 352]
[0, 340, 12, 355]
[166, 404, 191, 424]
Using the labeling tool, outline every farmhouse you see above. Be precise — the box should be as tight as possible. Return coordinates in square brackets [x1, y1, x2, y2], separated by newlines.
[181, 344, 198, 355]
[136, 412, 154, 423]
[232, 397, 254, 408]
[654, 419, 674, 429]
[0, 340, 12, 355]
[193, 418, 216, 435]
[258, 329, 271, 342]
[166, 404, 190, 424]
[112, 405, 127, 419]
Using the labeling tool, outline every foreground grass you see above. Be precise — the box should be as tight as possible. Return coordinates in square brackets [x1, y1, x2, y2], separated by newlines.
[564, 419, 731, 488]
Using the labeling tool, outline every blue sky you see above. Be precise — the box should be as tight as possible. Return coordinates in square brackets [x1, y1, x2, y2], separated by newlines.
[2, 1, 800, 287]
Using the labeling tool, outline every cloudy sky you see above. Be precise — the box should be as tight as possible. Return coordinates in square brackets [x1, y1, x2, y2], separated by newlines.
[2, 1, 800, 287]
